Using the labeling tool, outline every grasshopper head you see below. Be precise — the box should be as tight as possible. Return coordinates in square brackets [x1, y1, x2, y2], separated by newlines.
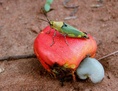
[49, 21, 63, 31]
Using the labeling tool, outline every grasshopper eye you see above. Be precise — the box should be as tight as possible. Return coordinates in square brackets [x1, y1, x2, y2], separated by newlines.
[63, 23, 67, 27]
[64, 24, 67, 27]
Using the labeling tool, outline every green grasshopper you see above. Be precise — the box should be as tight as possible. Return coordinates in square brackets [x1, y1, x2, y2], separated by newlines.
[40, 17, 89, 46]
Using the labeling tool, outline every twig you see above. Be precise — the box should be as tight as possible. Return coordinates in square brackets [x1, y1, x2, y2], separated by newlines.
[70, 7, 79, 16]
[64, 16, 77, 20]
[0, 54, 36, 61]
[63, 0, 79, 8]
[91, 0, 103, 8]
[63, 0, 79, 20]
[91, 4, 102, 8]
[97, 0, 103, 3]
[98, 50, 118, 60]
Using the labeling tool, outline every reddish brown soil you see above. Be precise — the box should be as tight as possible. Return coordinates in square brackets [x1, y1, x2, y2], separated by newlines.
[0, 0, 118, 91]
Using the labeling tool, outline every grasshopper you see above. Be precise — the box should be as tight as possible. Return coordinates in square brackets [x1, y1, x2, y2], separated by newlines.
[40, 17, 89, 46]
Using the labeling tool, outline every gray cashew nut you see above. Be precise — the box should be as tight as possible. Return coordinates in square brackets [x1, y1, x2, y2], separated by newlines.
[76, 57, 104, 83]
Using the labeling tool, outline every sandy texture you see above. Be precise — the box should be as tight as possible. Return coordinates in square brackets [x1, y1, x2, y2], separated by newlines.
[0, 0, 118, 91]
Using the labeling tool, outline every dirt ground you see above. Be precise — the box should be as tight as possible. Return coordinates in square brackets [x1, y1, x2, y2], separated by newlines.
[0, 0, 118, 91]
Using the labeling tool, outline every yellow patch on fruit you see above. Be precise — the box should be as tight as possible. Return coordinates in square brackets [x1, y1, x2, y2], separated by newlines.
[63, 63, 69, 68]
[70, 64, 76, 69]
[63, 63, 76, 69]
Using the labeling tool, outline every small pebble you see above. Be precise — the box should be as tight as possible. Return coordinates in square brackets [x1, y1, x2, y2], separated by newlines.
[0, 67, 5, 73]
[64, 16, 77, 20]
[31, 25, 40, 34]
[5, 6, 9, 10]
[107, 75, 110, 79]
[91, 4, 102, 8]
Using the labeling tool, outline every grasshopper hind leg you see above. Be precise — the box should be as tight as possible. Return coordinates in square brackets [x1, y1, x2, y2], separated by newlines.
[63, 34, 69, 46]
[50, 32, 69, 46]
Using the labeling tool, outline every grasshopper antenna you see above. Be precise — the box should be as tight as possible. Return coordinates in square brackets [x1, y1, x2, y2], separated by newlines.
[39, 14, 51, 25]
[39, 18, 51, 26]
[43, 14, 52, 25]
[39, 18, 49, 23]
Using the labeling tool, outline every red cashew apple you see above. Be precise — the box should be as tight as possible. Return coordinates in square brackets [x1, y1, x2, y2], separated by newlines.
[34, 26, 97, 81]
